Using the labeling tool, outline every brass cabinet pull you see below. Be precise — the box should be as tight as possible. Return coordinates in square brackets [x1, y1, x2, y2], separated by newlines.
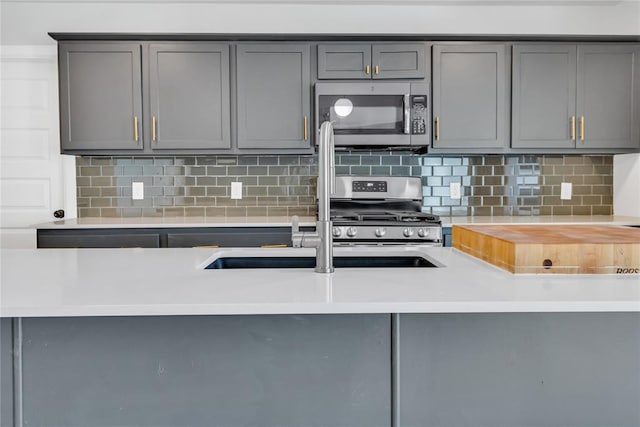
[435, 116, 440, 141]
[152, 116, 157, 142]
[374, 65, 379, 75]
[570, 116, 576, 141]
[365, 64, 370, 75]
[303, 116, 308, 140]
[133, 116, 139, 142]
[580, 116, 585, 141]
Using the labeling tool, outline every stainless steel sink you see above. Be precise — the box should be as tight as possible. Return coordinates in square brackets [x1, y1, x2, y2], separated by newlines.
[206, 255, 437, 269]
[201, 247, 441, 270]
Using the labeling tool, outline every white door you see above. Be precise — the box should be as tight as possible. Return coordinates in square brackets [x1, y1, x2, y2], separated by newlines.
[0, 46, 75, 248]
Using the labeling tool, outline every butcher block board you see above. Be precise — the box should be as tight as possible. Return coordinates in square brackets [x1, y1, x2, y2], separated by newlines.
[452, 225, 640, 274]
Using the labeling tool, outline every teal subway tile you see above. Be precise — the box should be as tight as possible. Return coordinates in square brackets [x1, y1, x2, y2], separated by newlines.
[432, 166, 451, 176]
[206, 187, 227, 196]
[372, 166, 392, 175]
[258, 176, 279, 186]
[442, 157, 462, 166]
[238, 156, 259, 165]
[361, 156, 381, 166]
[247, 166, 269, 175]
[268, 166, 288, 175]
[206, 166, 227, 176]
[174, 176, 196, 186]
[197, 176, 217, 186]
[187, 166, 207, 176]
[133, 158, 153, 165]
[258, 157, 279, 165]
[163, 166, 185, 176]
[422, 157, 442, 166]
[195, 157, 218, 165]
[153, 158, 174, 166]
[381, 156, 401, 166]
[227, 166, 248, 175]
[142, 166, 164, 175]
[278, 156, 300, 165]
[289, 166, 310, 175]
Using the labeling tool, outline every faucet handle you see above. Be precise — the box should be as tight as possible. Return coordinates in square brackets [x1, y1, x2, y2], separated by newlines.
[291, 215, 300, 233]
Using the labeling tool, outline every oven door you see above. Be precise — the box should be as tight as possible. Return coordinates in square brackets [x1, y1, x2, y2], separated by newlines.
[315, 82, 413, 147]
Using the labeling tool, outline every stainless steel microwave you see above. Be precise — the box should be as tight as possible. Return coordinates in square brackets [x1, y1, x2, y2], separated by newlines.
[314, 82, 429, 149]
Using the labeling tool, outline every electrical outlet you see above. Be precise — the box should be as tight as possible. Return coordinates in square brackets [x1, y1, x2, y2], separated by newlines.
[560, 182, 572, 200]
[132, 182, 144, 200]
[449, 182, 461, 200]
[231, 182, 242, 200]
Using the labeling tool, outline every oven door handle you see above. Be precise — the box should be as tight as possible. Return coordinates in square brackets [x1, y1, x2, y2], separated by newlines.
[403, 94, 411, 134]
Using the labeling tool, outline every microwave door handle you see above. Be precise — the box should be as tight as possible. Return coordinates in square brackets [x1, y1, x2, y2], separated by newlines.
[403, 94, 410, 134]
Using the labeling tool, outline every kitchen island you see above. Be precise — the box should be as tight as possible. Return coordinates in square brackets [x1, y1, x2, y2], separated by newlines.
[1, 246, 639, 426]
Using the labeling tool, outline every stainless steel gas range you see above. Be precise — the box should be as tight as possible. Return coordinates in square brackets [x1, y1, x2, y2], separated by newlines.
[329, 176, 442, 246]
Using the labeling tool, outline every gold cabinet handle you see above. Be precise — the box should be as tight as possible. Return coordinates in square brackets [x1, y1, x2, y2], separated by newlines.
[570, 116, 576, 141]
[133, 116, 139, 142]
[374, 65, 379, 75]
[365, 64, 370, 75]
[303, 116, 308, 141]
[152, 116, 157, 142]
[435, 116, 440, 141]
[580, 116, 585, 141]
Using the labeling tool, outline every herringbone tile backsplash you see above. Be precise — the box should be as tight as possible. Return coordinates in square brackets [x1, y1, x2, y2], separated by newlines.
[76, 153, 613, 218]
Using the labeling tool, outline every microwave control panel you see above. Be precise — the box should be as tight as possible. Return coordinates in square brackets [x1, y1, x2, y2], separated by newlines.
[411, 95, 427, 135]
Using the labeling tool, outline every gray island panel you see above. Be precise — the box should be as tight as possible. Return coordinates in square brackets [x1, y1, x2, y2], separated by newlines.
[397, 313, 640, 427]
[20, 315, 390, 427]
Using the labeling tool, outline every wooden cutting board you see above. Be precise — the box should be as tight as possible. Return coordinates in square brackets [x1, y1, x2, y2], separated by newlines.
[452, 224, 640, 274]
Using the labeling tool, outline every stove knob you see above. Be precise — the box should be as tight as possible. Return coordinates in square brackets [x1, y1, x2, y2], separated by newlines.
[332, 227, 342, 238]
[375, 228, 386, 237]
[346, 227, 358, 237]
[403, 228, 415, 238]
[417, 228, 428, 238]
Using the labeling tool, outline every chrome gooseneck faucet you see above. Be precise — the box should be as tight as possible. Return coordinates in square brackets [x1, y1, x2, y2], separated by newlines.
[291, 121, 336, 273]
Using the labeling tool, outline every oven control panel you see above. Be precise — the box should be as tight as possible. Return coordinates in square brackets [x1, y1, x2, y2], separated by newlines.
[352, 180, 387, 193]
[332, 225, 442, 245]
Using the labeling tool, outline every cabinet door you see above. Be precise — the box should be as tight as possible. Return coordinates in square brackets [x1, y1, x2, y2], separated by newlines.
[512, 45, 577, 149]
[372, 43, 426, 79]
[149, 43, 231, 150]
[577, 44, 640, 150]
[317, 44, 372, 79]
[236, 44, 311, 150]
[59, 43, 143, 152]
[432, 44, 508, 149]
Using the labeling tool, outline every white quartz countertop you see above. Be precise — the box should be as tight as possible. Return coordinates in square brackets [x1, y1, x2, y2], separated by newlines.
[1, 246, 638, 318]
[34, 215, 640, 229]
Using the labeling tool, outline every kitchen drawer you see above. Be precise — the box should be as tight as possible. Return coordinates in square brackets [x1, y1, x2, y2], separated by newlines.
[37, 229, 160, 248]
[167, 227, 315, 248]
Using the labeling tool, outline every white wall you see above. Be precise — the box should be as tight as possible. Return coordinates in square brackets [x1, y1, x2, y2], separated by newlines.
[1, 0, 639, 45]
[614, 153, 640, 217]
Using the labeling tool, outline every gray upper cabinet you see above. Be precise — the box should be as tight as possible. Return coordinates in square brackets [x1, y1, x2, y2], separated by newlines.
[59, 43, 144, 152]
[317, 44, 371, 79]
[577, 44, 639, 150]
[513, 43, 639, 151]
[236, 44, 312, 150]
[148, 43, 231, 150]
[432, 44, 508, 149]
[318, 43, 426, 79]
[512, 45, 577, 149]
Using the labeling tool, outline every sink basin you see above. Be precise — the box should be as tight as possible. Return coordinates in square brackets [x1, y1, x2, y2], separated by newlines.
[205, 255, 437, 269]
